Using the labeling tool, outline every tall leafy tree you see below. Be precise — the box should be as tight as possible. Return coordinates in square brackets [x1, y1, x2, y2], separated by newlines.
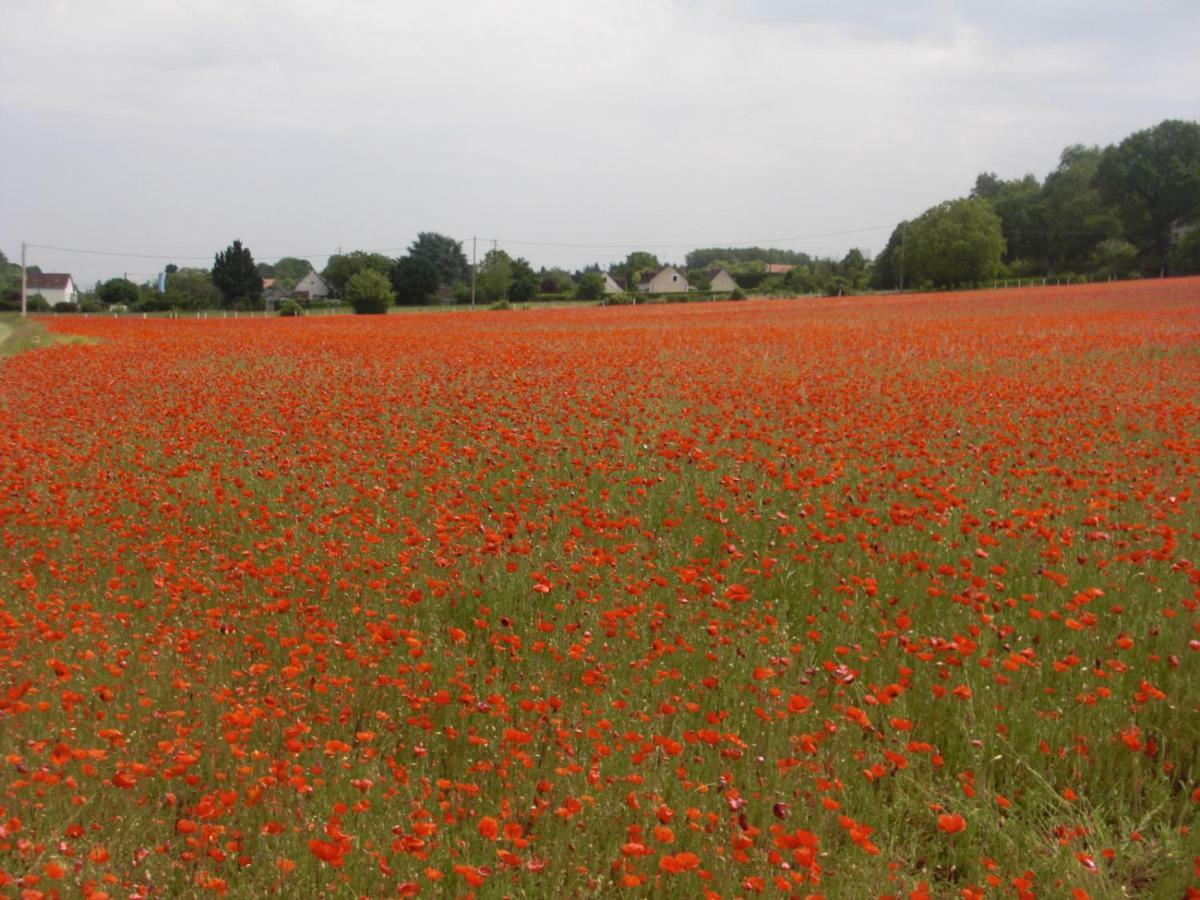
[97, 277, 141, 307]
[164, 268, 221, 310]
[905, 198, 1006, 288]
[507, 257, 538, 302]
[212, 239, 264, 308]
[408, 233, 469, 286]
[322, 251, 393, 296]
[971, 173, 1044, 269]
[391, 255, 440, 305]
[273, 257, 314, 288]
[1040, 145, 1120, 274]
[476, 250, 513, 303]
[1095, 119, 1200, 274]
[870, 222, 908, 290]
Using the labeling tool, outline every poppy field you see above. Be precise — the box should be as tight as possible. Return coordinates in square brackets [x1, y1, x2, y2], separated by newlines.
[2, 280, 1199, 898]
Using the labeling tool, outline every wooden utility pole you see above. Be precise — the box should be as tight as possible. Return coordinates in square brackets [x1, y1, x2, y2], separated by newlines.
[20, 242, 27, 317]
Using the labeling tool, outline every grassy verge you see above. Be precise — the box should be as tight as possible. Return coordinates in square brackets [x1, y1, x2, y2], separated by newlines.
[0, 313, 94, 359]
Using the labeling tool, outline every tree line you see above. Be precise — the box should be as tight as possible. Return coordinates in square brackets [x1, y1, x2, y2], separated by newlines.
[872, 118, 1200, 290]
[4, 119, 1197, 313]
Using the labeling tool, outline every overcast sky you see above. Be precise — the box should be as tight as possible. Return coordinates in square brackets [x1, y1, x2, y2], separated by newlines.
[3, 0, 1198, 287]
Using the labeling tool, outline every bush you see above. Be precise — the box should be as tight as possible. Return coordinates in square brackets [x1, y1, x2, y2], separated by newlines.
[278, 299, 304, 317]
[53, 301, 77, 313]
[80, 297, 104, 313]
[730, 288, 746, 301]
[603, 293, 634, 306]
[344, 269, 395, 315]
[488, 299, 511, 311]
[26, 294, 50, 312]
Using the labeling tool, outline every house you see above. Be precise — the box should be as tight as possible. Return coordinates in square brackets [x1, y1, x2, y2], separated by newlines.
[25, 272, 77, 306]
[602, 273, 625, 294]
[764, 263, 795, 275]
[293, 271, 329, 300]
[708, 268, 739, 292]
[638, 266, 689, 293]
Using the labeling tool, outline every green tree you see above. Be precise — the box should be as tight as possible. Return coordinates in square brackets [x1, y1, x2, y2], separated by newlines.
[622, 251, 659, 287]
[507, 257, 538, 302]
[391, 255, 440, 305]
[273, 257, 314, 288]
[839, 248, 869, 291]
[1168, 226, 1200, 275]
[212, 239, 264, 308]
[1089, 238, 1139, 279]
[344, 268, 394, 314]
[905, 198, 1006, 288]
[476, 250, 513, 303]
[538, 268, 575, 294]
[164, 268, 221, 310]
[408, 233, 469, 286]
[97, 277, 140, 307]
[1095, 119, 1200, 274]
[972, 172, 1044, 269]
[1040, 145, 1121, 274]
[322, 251, 393, 296]
[870, 222, 908, 290]
[575, 271, 605, 301]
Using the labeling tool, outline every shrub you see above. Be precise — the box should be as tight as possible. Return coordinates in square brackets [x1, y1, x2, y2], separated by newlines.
[344, 269, 395, 315]
[26, 294, 50, 312]
[730, 288, 746, 301]
[603, 293, 634, 306]
[488, 299, 511, 311]
[53, 301, 77, 313]
[278, 299, 304, 317]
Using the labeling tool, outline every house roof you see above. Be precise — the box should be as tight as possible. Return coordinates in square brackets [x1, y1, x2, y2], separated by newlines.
[26, 272, 73, 290]
[764, 263, 795, 274]
[262, 278, 277, 289]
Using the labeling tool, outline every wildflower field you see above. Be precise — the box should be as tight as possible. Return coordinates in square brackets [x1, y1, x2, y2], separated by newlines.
[1, 280, 1199, 898]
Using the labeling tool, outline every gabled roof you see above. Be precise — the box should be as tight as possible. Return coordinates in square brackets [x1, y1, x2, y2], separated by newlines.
[26, 272, 73, 290]
[764, 263, 795, 274]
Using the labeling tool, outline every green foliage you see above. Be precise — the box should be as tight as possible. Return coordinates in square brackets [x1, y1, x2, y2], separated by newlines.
[212, 240, 264, 309]
[408, 232, 469, 286]
[685, 246, 812, 270]
[538, 269, 575, 294]
[164, 268, 221, 310]
[507, 257, 538, 302]
[575, 271, 605, 301]
[322, 251, 392, 296]
[1169, 226, 1200, 275]
[729, 288, 745, 301]
[971, 173, 1044, 264]
[1089, 238, 1139, 278]
[488, 298, 512, 311]
[344, 269, 394, 314]
[1039, 145, 1121, 274]
[25, 293, 50, 312]
[602, 292, 634, 305]
[97, 277, 140, 307]
[476, 250, 513, 303]
[620, 251, 660, 286]
[905, 198, 1006, 288]
[272, 257, 314, 288]
[391, 255, 440, 305]
[1095, 119, 1200, 274]
[278, 299, 304, 317]
[870, 222, 907, 290]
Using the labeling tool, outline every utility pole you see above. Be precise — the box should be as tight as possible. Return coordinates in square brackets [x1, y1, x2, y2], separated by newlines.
[20, 242, 27, 317]
[470, 236, 476, 309]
